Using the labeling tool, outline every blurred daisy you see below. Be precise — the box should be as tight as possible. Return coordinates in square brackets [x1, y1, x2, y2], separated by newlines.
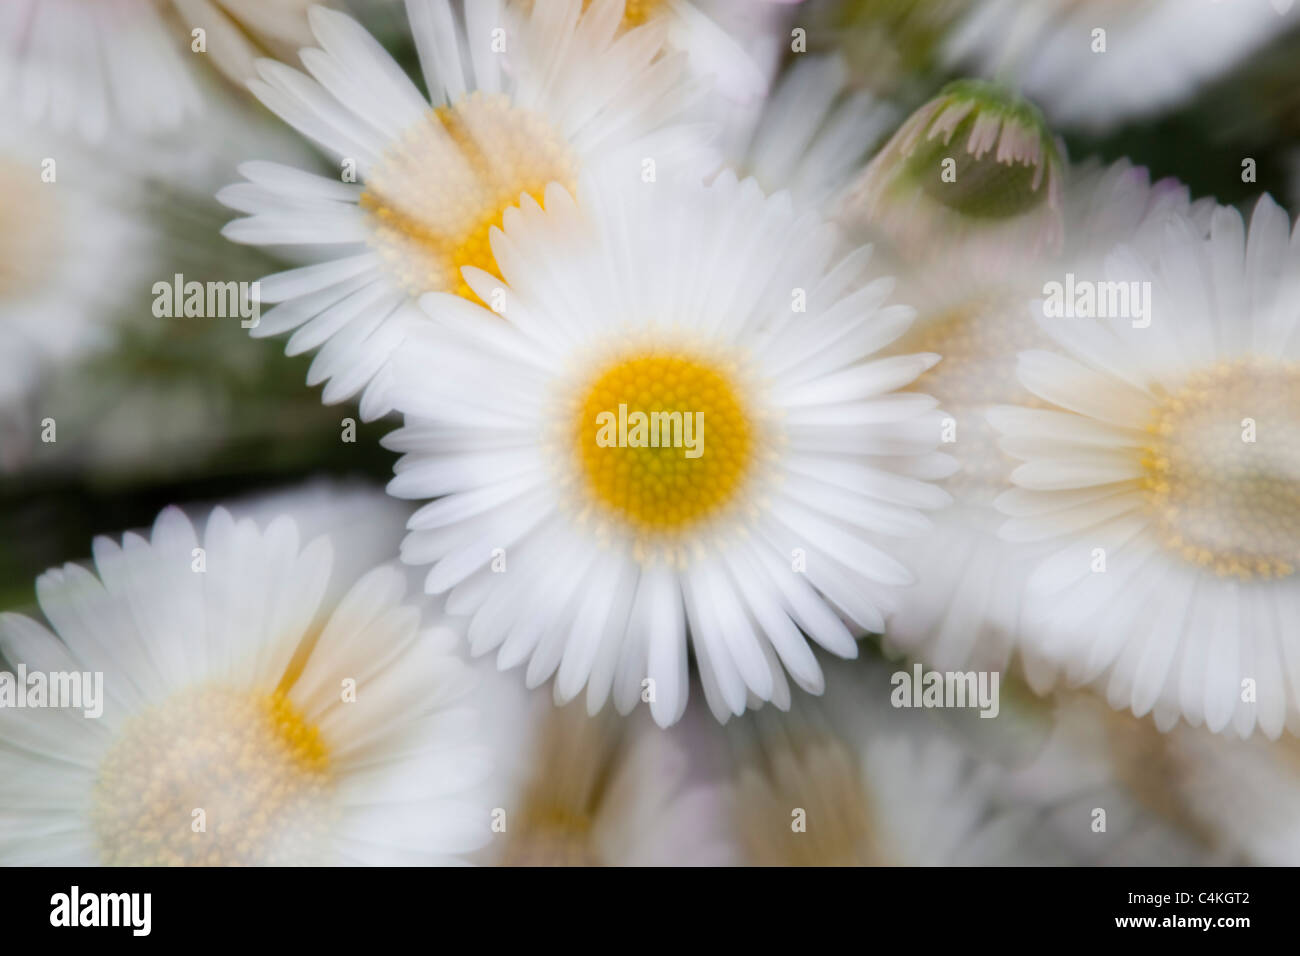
[945, 0, 1296, 132]
[716, 53, 897, 213]
[730, 659, 1217, 865]
[843, 80, 1211, 682]
[171, 0, 317, 87]
[0, 125, 152, 466]
[989, 194, 1300, 738]
[0, 505, 488, 865]
[730, 706, 1061, 865]
[875, 159, 1212, 680]
[384, 171, 949, 726]
[220, 0, 712, 420]
[1, 0, 202, 140]
[477, 673, 733, 865]
[0, 0, 335, 140]
[516, 0, 768, 102]
[1170, 722, 1300, 864]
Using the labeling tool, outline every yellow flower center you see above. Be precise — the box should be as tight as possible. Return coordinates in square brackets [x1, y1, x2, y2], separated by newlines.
[1139, 358, 1300, 580]
[607, 0, 667, 26]
[574, 350, 756, 537]
[520, 0, 668, 28]
[360, 92, 577, 302]
[0, 160, 61, 298]
[91, 687, 335, 866]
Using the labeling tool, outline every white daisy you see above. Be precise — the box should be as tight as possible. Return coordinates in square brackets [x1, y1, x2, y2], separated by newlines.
[170, 0, 317, 87]
[220, 0, 714, 421]
[728, 685, 1063, 865]
[1169, 722, 1300, 864]
[841, 77, 1212, 681]
[0, 0, 340, 140]
[383, 171, 949, 726]
[875, 158, 1213, 681]
[715, 53, 897, 213]
[945, 0, 1296, 132]
[0, 0, 203, 140]
[475, 669, 734, 865]
[730, 658, 1218, 865]
[998, 692, 1229, 864]
[559, 0, 769, 102]
[0, 504, 489, 865]
[0, 123, 153, 468]
[989, 193, 1300, 739]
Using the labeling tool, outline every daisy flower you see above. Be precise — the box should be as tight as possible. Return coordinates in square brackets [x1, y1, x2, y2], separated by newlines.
[0, 124, 152, 467]
[1, 0, 335, 140]
[875, 160, 1212, 679]
[383, 171, 949, 726]
[476, 672, 733, 865]
[988, 193, 1300, 739]
[842, 80, 1210, 681]
[730, 659, 1216, 865]
[716, 53, 897, 213]
[945, 0, 1296, 132]
[518, 0, 768, 102]
[220, 0, 713, 420]
[1, 0, 203, 140]
[1170, 721, 1300, 864]
[729, 698, 1061, 865]
[0, 504, 488, 865]
[171, 0, 317, 87]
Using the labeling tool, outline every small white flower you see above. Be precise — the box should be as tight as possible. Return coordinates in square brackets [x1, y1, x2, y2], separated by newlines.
[716, 54, 898, 214]
[878, 159, 1213, 679]
[945, 0, 1295, 132]
[989, 194, 1300, 739]
[0, 504, 489, 865]
[0, 0, 203, 140]
[0, 0, 332, 140]
[477, 670, 733, 865]
[0, 125, 153, 445]
[384, 171, 949, 726]
[220, 0, 714, 420]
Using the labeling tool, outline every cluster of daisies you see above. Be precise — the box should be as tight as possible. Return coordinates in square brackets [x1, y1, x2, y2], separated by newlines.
[3, 0, 1300, 866]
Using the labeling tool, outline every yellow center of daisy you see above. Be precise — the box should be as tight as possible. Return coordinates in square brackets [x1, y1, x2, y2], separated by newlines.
[574, 351, 755, 535]
[0, 161, 61, 297]
[90, 688, 335, 866]
[521, 0, 667, 28]
[603, 0, 667, 26]
[1140, 358, 1300, 580]
[360, 92, 577, 302]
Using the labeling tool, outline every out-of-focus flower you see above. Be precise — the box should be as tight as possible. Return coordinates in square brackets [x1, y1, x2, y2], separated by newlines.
[520, 0, 769, 102]
[1170, 722, 1300, 864]
[847, 79, 1065, 265]
[988, 194, 1300, 738]
[476, 672, 733, 865]
[0, 123, 153, 464]
[729, 661, 1222, 864]
[945, 0, 1298, 132]
[220, 0, 714, 420]
[0, 0, 334, 140]
[802, 0, 974, 99]
[0, 0, 202, 140]
[0, 504, 488, 865]
[871, 159, 1212, 683]
[383, 171, 949, 726]
[170, 0, 317, 87]
[715, 53, 897, 213]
